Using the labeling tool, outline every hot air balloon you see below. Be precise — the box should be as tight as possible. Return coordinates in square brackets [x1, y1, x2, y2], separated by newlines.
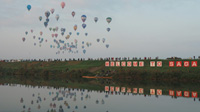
[102, 38, 105, 43]
[85, 33, 88, 36]
[82, 41, 84, 44]
[52, 34, 55, 38]
[82, 46, 84, 49]
[46, 18, 49, 22]
[55, 27, 59, 31]
[33, 36, 36, 39]
[77, 32, 80, 36]
[55, 14, 59, 21]
[94, 17, 98, 23]
[50, 8, 55, 14]
[44, 22, 48, 27]
[81, 15, 87, 22]
[83, 49, 86, 54]
[40, 31, 43, 36]
[72, 11, 75, 17]
[107, 28, 110, 32]
[27, 5, 31, 11]
[45, 11, 50, 18]
[106, 17, 112, 24]
[61, 2, 65, 9]
[39, 16, 42, 21]
[66, 35, 70, 39]
[22, 37, 25, 42]
[31, 30, 33, 33]
[69, 32, 72, 35]
[61, 32, 64, 36]
[55, 34, 58, 37]
[97, 39, 100, 42]
[82, 23, 86, 29]
[25, 31, 28, 35]
[49, 27, 52, 31]
[34, 43, 36, 46]
[74, 25, 77, 31]
[106, 44, 109, 48]
[74, 39, 78, 43]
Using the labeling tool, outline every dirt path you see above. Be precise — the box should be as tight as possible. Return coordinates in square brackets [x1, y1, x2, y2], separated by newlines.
[89, 66, 105, 73]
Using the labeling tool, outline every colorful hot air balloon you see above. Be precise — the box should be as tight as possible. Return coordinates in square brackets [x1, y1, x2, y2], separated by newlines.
[82, 23, 86, 29]
[55, 34, 58, 37]
[94, 17, 98, 23]
[74, 25, 77, 31]
[50, 8, 55, 14]
[102, 38, 105, 43]
[83, 49, 86, 54]
[45, 11, 50, 18]
[106, 44, 109, 48]
[25, 31, 28, 35]
[27, 5, 31, 11]
[107, 28, 111, 32]
[52, 34, 55, 38]
[55, 14, 59, 21]
[85, 33, 88, 36]
[46, 18, 49, 22]
[55, 27, 59, 31]
[31, 29, 33, 33]
[44, 22, 48, 27]
[81, 15, 87, 22]
[77, 32, 80, 36]
[106, 17, 112, 24]
[69, 32, 72, 35]
[22, 37, 25, 42]
[72, 11, 75, 17]
[65, 35, 70, 39]
[39, 16, 42, 21]
[61, 2, 65, 9]
[40, 31, 43, 36]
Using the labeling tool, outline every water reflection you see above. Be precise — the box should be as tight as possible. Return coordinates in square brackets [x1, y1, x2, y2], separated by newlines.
[0, 83, 200, 112]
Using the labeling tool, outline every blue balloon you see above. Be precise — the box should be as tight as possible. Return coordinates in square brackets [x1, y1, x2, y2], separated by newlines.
[61, 32, 64, 36]
[85, 33, 88, 36]
[82, 23, 87, 29]
[83, 49, 86, 54]
[27, 5, 31, 11]
[77, 32, 80, 36]
[44, 22, 48, 27]
[46, 19, 49, 22]
[69, 32, 72, 35]
[82, 41, 84, 44]
[107, 28, 111, 32]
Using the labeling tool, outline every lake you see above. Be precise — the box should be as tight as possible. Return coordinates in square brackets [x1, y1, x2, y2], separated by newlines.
[0, 83, 199, 112]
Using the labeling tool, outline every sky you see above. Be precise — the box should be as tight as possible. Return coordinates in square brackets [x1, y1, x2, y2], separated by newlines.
[0, 0, 200, 60]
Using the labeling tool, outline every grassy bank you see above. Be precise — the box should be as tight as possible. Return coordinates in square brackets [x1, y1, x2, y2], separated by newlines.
[0, 60, 200, 83]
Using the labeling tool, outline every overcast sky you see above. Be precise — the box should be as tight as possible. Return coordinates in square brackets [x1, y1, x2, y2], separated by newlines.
[0, 0, 200, 60]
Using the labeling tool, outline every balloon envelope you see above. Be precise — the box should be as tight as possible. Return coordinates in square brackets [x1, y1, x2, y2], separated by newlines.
[39, 16, 42, 21]
[27, 5, 31, 11]
[94, 17, 98, 23]
[61, 2, 65, 9]
[45, 11, 50, 18]
[50, 9, 55, 14]
[81, 15, 87, 22]
[82, 23, 86, 29]
[106, 17, 112, 23]
[55, 14, 59, 21]
[72, 11, 75, 17]
[74, 25, 77, 31]
[107, 28, 110, 32]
